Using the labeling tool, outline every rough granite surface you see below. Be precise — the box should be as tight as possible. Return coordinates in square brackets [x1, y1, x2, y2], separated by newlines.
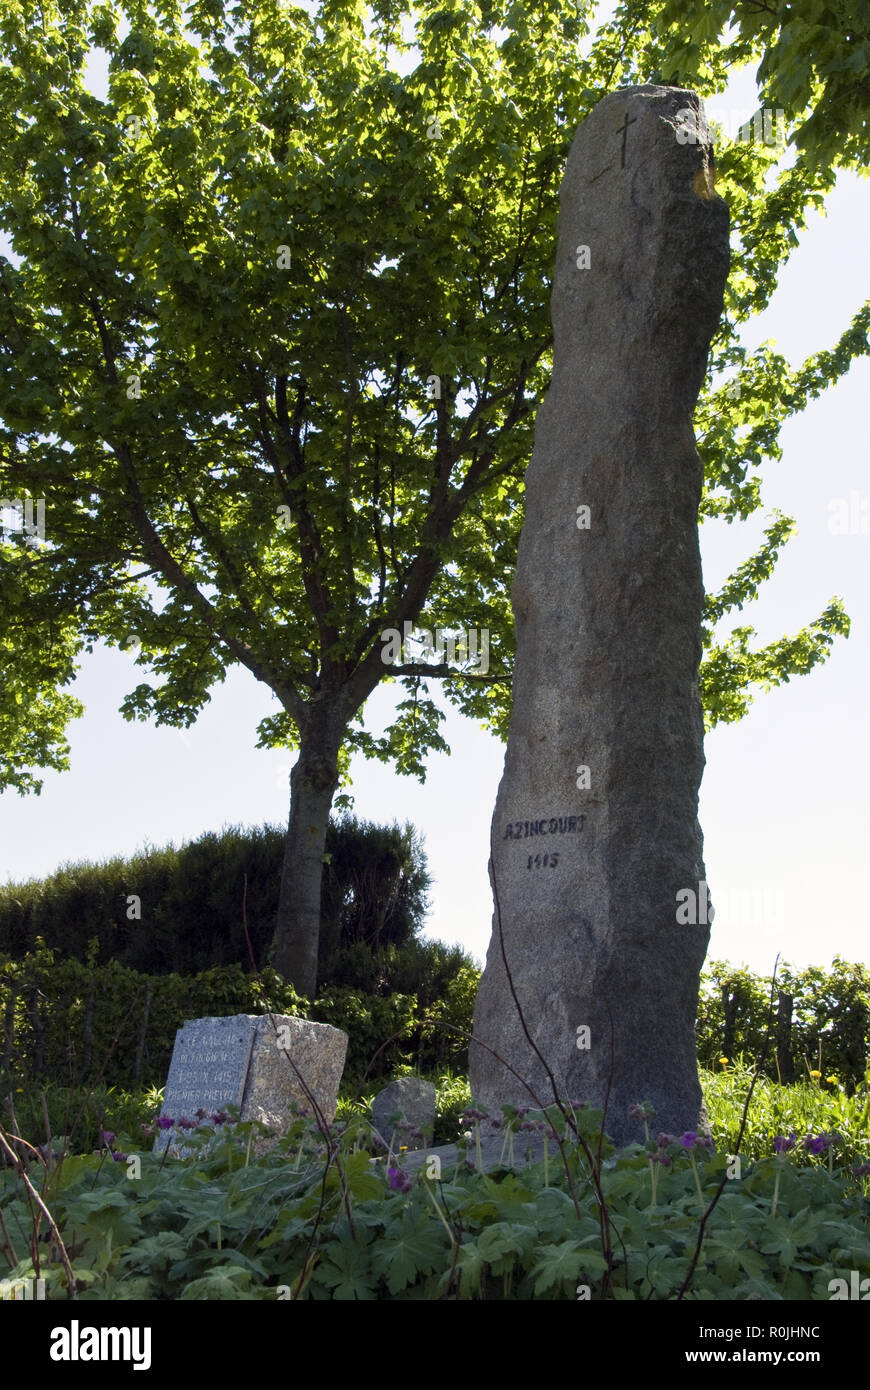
[469, 87, 729, 1147]
[371, 1077, 437, 1148]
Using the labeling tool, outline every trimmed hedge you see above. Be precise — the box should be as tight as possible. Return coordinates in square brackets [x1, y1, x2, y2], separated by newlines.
[0, 816, 432, 979]
[3, 945, 867, 1101]
[0, 945, 305, 1090]
[0, 944, 478, 1096]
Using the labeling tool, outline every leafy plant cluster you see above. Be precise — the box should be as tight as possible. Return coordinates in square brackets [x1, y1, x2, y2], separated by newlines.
[703, 1059, 870, 1167]
[3, 1081, 165, 1163]
[2, 1092, 868, 1301]
[7, 1057, 867, 1188]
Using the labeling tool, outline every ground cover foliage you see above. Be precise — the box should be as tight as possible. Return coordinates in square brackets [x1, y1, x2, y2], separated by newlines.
[1, 1075, 869, 1301]
[3, 956, 869, 1299]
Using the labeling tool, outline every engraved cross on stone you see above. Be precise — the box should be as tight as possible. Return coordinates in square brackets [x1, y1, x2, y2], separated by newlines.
[617, 111, 637, 168]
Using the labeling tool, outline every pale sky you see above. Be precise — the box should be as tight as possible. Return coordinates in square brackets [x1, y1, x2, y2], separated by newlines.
[1, 9, 868, 979]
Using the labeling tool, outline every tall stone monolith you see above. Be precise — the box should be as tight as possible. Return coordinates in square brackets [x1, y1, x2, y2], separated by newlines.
[469, 87, 730, 1147]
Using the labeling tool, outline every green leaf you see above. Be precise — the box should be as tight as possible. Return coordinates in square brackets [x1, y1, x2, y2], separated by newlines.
[371, 1211, 447, 1294]
[531, 1242, 608, 1296]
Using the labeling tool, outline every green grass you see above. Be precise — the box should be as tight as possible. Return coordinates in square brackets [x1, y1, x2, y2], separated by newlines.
[703, 1055, 870, 1165]
[6, 1062, 868, 1164]
[4, 1081, 166, 1159]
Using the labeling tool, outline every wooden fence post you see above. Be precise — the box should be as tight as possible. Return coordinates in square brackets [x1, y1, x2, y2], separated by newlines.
[776, 991, 795, 1083]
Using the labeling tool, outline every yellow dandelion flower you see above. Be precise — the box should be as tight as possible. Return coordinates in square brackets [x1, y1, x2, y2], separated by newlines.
[810, 1070, 821, 1078]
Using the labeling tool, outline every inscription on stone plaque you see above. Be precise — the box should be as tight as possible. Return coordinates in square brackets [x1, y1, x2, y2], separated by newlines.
[154, 1016, 256, 1153]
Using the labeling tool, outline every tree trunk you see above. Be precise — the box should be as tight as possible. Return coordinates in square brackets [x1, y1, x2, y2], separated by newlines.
[273, 714, 343, 998]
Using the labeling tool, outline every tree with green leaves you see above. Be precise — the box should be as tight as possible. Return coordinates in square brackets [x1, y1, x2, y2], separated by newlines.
[1, 0, 865, 996]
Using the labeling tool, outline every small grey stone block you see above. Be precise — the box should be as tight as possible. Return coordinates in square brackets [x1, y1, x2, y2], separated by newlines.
[371, 1077, 436, 1150]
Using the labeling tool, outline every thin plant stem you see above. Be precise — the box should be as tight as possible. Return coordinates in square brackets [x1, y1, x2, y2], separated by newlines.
[0, 1127, 77, 1298]
[421, 1177, 456, 1248]
[676, 954, 782, 1301]
[689, 1153, 704, 1213]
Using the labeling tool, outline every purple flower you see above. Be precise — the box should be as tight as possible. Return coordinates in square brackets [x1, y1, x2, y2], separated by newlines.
[387, 1165, 412, 1193]
[100, 1130, 115, 1145]
[194, 1108, 208, 1120]
[157, 1116, 175, 1130]
[111, 1151, 128, 1162]
[773, 1132, 796, 1153]
[650, 1152, 671, 1167]
[678, 1131, 699, 1148]
[850, 1162, 870, 1177]
[656, 1132, 676, 1148]
[211, 1110, 229, 1126]
[177, 1117, 196, 1131]
[804, 1135, 827, 1156]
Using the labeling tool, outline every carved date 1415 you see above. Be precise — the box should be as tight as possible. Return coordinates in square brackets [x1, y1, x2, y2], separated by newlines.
[528, 852, 559, 870]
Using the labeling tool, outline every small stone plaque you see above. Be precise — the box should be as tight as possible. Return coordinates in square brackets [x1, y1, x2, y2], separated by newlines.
[154, 1013, 348, 1156]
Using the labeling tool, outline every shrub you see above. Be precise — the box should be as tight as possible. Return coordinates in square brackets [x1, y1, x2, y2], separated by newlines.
[0, 816, 433, 982]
